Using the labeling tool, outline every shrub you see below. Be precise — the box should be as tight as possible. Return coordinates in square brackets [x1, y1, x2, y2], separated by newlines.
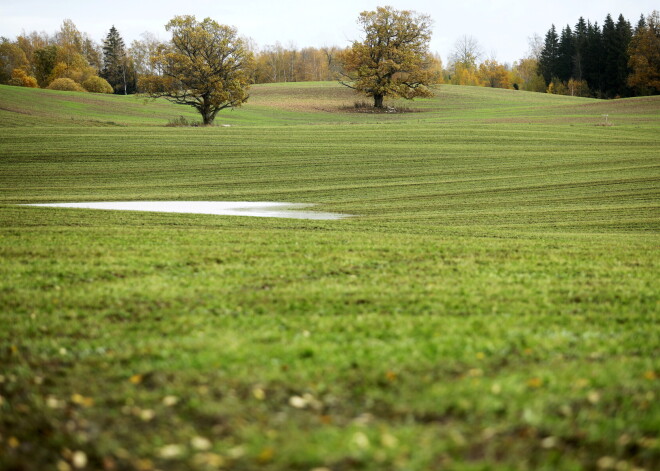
[8, 69, 38, 88]
[82, 76, 114, 94]
[46, 78, 86, 92]
[165, 115, 200, 127]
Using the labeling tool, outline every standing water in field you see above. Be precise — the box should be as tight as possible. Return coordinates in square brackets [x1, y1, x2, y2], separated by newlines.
[24, 201, 351, 220]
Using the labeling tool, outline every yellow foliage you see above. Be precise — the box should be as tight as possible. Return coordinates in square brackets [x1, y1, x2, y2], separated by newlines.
[48, 58, 96, 86]
[82, 76, 113, 93]
[566, 79, 591, 97]
[46, 77, 86, 92]
[8, 68, 38, 88]
[478, 59, 511, 89]
[547, 78, 567, 95]
[628, 11, 660, 94]
[341, 6, 435, 107]
[141, 15, 253, 125]
[450, 63, 483, 86]
[0, 42, 29, 83]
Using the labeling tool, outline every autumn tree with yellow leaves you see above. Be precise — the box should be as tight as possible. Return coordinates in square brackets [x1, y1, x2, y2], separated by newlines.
[628, 11, 660, 95]
[140, 16, 253, 125]
[478, 59, 511, 89]
[340, 6, 435, 108]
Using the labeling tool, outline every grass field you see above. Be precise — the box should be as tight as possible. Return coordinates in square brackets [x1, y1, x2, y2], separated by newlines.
[0, 82, 658, 471]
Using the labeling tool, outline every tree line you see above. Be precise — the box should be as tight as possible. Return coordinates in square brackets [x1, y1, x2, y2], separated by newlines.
[538, 11, 660, 98]
[1, 9, 658, 99]
[0, 20, 134, 94]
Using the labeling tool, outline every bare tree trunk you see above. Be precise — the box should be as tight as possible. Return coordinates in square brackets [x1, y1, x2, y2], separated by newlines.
[374, 94, 384, 108]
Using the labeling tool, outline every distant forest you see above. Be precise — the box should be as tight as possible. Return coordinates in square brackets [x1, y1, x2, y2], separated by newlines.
[538, 12, 660, 98]
[1, 10, 658, 98]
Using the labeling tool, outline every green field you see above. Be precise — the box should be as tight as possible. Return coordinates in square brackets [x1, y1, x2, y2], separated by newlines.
[1, 82, 658, 471]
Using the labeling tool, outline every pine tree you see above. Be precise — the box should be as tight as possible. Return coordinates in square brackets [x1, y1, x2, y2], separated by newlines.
[584, 21, 604, 96]
[102, 26, 132, 94]
[614, 14, 633, 96]
[573, 17, 588, 81]
[557, 25, 574, 82]
[635, 14, 647, 33]
[539, 25, 559, 84]
[601, 14, 625, 96]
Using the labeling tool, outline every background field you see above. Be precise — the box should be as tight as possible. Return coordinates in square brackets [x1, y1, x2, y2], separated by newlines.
[0, 83, 658, 471]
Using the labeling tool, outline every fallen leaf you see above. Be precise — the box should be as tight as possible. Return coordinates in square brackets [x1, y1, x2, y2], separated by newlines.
[139, 409, 155, 421]
[72, 451, 87, 469]
[71, 394, 94, 407]
[193, 453, 225, 467]
[597, 456, 616, 469]
[158, 444, 184, 459]
[541, 436, 558, 449]
[352, 432, 370, 449]
[381, 432, 398, 448]
[56, 460, 72, 471]
[289, 395, 306, 408]
[162, 395, 179, 406]
[191, 436, 211, 451]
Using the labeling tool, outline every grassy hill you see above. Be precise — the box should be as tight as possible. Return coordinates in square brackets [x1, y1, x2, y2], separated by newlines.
[2, 82, 658, 126]
[0, 83, 658, 471]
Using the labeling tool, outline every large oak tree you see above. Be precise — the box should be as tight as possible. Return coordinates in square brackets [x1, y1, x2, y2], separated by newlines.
[140, 16, 253, 125]
[340, 6, 434, 108]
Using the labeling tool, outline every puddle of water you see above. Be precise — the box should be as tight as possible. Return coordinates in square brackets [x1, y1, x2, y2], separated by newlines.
[24, 201, 351, 220]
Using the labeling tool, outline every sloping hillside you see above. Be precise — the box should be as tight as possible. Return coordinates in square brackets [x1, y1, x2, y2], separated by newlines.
[2, 82, 658, 127]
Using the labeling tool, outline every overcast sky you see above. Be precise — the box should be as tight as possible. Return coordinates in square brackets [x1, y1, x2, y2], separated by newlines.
[0, 0, 656, 64]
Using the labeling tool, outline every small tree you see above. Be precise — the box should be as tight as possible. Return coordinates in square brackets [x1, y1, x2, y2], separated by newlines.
[478, 59, 511, 89]
[340, 6, 434, 108]
[449, 35, 483, 71]
[102, 26, 134, 94]
[140, 16, 253, 125]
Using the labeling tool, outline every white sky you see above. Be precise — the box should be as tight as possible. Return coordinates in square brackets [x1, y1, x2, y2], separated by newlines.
[0, 0, 656, 64]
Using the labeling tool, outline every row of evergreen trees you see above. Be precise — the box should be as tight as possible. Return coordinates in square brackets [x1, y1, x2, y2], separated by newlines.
[538, 12, 658, 98]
